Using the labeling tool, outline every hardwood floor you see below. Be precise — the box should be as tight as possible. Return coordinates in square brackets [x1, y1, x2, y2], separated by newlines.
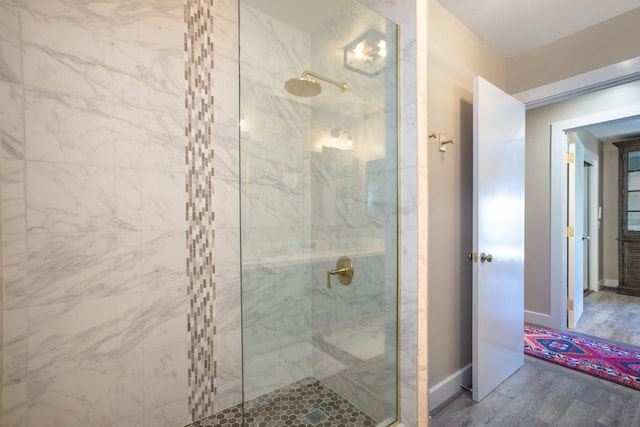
[575, 287, 640, 347]
[431, 289, 640, 426]
[430, 356, 640, 426]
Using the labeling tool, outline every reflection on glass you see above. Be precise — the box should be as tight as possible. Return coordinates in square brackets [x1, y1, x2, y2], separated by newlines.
[629, 151, 640, 171]
[629, 171, 640, 191]
[629, 192, 640, 211]
[629, 212, 640, 231]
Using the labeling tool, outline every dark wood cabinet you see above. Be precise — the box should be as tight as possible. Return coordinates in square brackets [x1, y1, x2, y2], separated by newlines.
[614, 138, 640, 297]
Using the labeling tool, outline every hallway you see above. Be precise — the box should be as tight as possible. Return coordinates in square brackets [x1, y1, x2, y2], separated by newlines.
[575, 287, 640, 347]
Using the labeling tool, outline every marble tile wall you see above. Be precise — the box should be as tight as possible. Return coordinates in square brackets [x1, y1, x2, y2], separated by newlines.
[0, 0, 189, 425]
[207, 0, 243, 416]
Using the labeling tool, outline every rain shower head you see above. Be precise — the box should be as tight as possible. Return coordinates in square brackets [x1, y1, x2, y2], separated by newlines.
[284, 70, 347, 97]
[284, 76, 322, 97]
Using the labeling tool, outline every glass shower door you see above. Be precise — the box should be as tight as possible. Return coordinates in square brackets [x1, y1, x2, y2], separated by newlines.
[239, 1, 398, 424]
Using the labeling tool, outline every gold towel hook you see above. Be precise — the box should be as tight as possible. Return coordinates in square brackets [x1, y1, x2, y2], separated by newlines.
[429, 132, 455, 152]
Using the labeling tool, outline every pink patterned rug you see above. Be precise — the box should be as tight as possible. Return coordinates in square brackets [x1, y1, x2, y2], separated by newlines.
[524, 324, 640, 391]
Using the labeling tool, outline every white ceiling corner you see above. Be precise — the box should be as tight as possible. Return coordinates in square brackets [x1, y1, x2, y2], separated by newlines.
[436, 0, 640, 58]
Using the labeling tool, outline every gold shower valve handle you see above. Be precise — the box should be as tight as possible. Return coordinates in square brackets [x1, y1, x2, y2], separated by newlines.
[326, 256, 354, 289]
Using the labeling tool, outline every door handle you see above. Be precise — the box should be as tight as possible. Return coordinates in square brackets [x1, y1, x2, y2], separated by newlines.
[582, 236, 590, 240]
[480, 253, 493, 263]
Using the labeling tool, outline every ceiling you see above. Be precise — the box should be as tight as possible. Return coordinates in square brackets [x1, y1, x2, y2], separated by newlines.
[578, 116, 640, 144]
[435, 0, 640, 143]
[436, 0, 640, 58]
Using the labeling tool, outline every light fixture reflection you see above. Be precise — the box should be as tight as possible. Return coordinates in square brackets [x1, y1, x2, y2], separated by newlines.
[327, 128, 353, 150]
[344, 29, 388, 77]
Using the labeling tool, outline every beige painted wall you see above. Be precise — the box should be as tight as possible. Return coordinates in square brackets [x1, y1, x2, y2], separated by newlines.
[603, 143, 619, 283]
[525, 80, 640, 315]
[508, 7, 640, 94]
[427, 0, 506, 388]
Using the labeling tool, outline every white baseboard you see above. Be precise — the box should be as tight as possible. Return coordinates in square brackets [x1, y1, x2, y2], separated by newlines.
[604, 279, 619, 288]
[428, 363, 472, 411]
[524, 310, 552, 328]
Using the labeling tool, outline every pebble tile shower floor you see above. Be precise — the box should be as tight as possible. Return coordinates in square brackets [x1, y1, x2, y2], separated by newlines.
[185, 377, 377, 427]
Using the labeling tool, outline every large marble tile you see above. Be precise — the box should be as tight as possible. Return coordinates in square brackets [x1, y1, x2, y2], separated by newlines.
[20, 0, 184, 111]
[213, 69, 240, 127]
[21, 5, 140, 105]
[0, 2, 22, 84]
[214, 177, 240, 229]
[141, 287, 187, 351]
[400, 103, 417, 168]
[142, 342, 188, 411]
[213, 227, 240, 283]
[139, 171, 184, 231]
[214, 329, 242, 386]
[1, 158, 26, 234]
[2, 234, 27, 309]
[239, 4, 310, 90]
[142, 398, 188, 427]
[137, 109, 184, 173]
[27, 162, 112, 233]
[115, 354, 144, 421]
[135, 2, 184, 114]
[26, 162, 141, 233]
[0, 82, 24, 159]
[2, 381, 27, 427]
[112, 414, 144, 427]
[27, 296, 140, 379]
[24, 88, 140, 168]
[400, 167, 418, 231]
[241, 272, 307, 329]
[399, 349, 418, 427]
[27, 354, 145, 427]
[243, 340, 312, 401]
[240, 83, 310, 141]
[212, 0, 238, 77]
[139, 231, 185, 291]
[3, 308, 27, 385]
[213, 380, 242, 414]
[112, 168, 142, 231]
[26, 233, 141, 306]
[215, 278, 241, 334]
[212, 122, 240, 179]
[400, 229, 418, 294]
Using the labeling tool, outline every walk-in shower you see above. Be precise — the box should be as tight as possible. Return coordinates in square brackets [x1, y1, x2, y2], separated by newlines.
[240, 0, 399, 425]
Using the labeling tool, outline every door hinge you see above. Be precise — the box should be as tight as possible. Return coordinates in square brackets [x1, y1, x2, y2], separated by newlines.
[567, 153, 575, 164]
[567, 299, 574, 310]
[566, 226, 574, 237]
[467, 252, 478, 263]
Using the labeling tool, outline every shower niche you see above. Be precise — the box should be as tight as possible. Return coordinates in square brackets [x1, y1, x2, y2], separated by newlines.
[239, 0, 399, 425]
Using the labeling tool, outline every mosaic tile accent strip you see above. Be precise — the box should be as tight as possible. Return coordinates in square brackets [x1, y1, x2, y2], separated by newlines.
[185, 377, 378, 427]
[185, 0, 217, 420]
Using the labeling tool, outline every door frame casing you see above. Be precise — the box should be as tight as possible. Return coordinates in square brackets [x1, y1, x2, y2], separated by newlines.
[583, 149, 599, 293]
[533, 104, 640, 330]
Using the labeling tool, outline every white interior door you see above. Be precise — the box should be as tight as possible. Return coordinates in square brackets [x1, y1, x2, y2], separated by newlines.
[567, 133, 584, 328]
[472, 77, 525, 402]
[583, 163, 591, 292]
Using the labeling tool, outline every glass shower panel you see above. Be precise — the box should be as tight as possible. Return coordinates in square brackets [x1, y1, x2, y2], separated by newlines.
[239, 0, 398, 425]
